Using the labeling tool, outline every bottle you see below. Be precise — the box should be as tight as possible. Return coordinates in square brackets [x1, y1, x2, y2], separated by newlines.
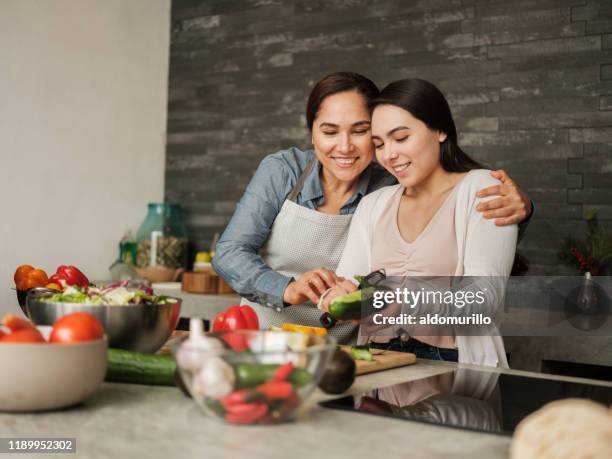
[109, 230, 138, 281]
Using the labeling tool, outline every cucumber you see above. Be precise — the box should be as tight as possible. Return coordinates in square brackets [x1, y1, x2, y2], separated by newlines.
[106, 349, 177, 386]
[234, 363, 312, 389]
[328, 287, 375, 320]
[205, 397, 225, 416]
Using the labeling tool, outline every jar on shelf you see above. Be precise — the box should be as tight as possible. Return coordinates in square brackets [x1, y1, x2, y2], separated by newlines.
[135, 203, 188, 283]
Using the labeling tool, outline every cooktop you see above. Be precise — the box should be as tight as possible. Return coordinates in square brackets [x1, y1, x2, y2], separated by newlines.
[319, 368, 612, 435]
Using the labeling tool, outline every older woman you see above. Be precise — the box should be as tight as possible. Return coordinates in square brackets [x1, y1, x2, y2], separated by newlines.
[212, 72, 532, 343]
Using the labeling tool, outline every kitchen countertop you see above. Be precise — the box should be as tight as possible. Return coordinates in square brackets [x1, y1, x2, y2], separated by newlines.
[153, 285, 240, 321]
[4, 360, 612, 459]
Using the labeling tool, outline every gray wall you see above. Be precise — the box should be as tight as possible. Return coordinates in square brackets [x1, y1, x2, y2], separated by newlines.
[166, 0, 612, 274]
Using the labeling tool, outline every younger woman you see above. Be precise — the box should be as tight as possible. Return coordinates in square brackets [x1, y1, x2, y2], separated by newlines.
[321, 79, 517, 366]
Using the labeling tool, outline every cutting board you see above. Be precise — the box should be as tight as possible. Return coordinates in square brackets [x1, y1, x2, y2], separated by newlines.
[340, 346, 416, 375]
[160, 334, 416, 375]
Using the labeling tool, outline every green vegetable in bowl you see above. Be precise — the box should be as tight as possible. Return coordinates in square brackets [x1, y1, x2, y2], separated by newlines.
[234, 363, 312, 389]
[45, 284, 176, 306]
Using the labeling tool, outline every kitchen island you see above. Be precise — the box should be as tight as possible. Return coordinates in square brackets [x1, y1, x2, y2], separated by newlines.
[3, 360, 612, 459]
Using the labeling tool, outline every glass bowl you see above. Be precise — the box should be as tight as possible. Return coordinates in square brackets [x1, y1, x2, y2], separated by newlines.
[174, 330, 336, 425]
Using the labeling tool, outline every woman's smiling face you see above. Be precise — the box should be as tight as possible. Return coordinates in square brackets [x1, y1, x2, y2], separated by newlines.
[371, 104, 447, 188]
[311, 91, 375, 183]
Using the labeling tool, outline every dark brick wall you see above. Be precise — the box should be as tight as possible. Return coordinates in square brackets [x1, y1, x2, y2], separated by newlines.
[166, 0, 612, 274]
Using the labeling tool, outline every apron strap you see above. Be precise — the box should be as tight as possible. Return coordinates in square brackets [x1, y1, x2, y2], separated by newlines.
[287, 157, 318, 202]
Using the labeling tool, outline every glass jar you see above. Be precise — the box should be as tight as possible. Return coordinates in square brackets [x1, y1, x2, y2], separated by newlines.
[135, 203, 188, 282]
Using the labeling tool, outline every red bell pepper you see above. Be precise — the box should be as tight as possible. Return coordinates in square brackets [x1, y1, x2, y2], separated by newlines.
[255, 380, 294, 401]
[212, 305, 259, 332]
[224, 402, 269, 424]
[273, 362, 294, 381]
[49, 265, 89, 288]
[212, 305, 259, 352]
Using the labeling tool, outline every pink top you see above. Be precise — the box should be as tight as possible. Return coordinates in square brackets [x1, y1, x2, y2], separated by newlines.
[335, 169, 517, 367]
[371, 184, 458, 276]
[370, 179, 462, 349]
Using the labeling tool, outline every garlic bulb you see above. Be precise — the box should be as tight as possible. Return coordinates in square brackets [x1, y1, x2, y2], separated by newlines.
[176, 318, 224, 371]
[193, 356, 235, 399]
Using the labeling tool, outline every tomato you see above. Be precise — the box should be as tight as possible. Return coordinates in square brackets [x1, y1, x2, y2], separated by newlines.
[49, 312, 104, 343]
[0, 327, 46, 343]
[14, 264, 34, 285]
[3, 314, 36, 331]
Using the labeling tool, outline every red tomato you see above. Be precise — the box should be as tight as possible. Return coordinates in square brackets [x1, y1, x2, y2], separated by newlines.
[1, 328, 46, 343]
[0, 329, 5, 339]
[3, 314, 36, 331]
[49, 312, 104, 344]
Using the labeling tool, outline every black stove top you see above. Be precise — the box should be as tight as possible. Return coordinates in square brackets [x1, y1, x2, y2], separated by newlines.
[319, 368, 612, 436]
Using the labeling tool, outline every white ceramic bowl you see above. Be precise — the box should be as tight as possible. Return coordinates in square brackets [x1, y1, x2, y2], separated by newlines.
[0, 326, 108, 412]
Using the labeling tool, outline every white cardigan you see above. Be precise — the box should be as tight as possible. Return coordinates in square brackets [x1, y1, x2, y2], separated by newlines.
[335, 169, 517, 367]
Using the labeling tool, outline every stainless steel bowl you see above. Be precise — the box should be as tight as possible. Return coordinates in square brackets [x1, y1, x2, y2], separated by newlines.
[26, 293, 181, 353]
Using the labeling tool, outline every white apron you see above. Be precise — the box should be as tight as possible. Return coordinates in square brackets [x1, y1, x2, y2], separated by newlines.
[241, 158, 358, 343]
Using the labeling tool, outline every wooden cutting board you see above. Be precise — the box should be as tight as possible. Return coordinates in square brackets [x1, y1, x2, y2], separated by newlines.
[160, 334, 416, 375]
[340, 346, 416, 375]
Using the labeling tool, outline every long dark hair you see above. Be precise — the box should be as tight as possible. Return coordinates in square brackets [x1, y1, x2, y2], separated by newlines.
[306, 72, 379, 131]
[371, 78, 485, 172]
[372, 78, 528, 275]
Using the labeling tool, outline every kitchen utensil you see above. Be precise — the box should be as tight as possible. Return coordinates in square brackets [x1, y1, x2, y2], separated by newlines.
[25, 292, 181, 353]
[0, 326, 107, 412]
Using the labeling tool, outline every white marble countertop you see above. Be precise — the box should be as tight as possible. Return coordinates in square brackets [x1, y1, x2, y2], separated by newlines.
[3, 359, 612, 459]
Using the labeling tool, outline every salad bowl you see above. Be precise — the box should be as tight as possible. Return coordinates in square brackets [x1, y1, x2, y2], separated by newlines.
[26, 284, 181, 353]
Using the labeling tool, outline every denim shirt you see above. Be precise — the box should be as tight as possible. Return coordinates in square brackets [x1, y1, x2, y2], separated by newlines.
[212, 147, 396, 308]
[212, 147, 532, 309]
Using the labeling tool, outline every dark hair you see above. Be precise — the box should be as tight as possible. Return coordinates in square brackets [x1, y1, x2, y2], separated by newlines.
[306, 72, 379, 131]
[372, 79, 529, 274]
[371, 78, 485, 172]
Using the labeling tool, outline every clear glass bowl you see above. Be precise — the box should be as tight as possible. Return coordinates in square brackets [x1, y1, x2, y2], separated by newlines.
[174, 330, 336, 425]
